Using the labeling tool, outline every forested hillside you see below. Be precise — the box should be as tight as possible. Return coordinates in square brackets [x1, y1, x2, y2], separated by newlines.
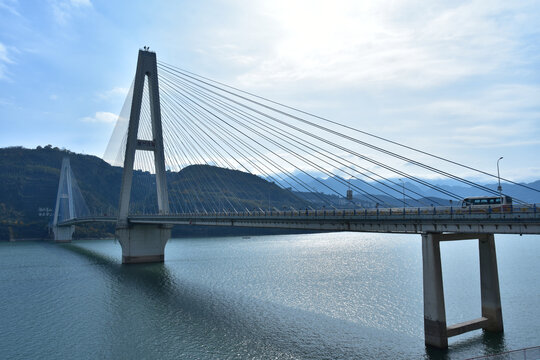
[0, 146, 308, 240]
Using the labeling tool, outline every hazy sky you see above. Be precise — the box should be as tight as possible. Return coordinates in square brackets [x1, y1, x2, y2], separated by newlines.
[1, 0, 539, 181]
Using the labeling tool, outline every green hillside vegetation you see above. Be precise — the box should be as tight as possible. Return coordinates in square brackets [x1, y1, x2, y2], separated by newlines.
[167, 164, 305, 213]
[0, 146, 121, 239]
[0, 146, 309, 240]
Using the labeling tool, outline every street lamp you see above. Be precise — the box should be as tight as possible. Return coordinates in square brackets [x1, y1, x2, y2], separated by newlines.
[497, 157, 503, 198]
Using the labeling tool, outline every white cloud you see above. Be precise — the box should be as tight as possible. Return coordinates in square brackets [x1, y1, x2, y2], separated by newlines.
[82, 111, 118, 123]
[0, 42, 14, 80]
[0, 42, 12, 63]
[0, 0, 20, 16]
[70, 0, 91, 7]
[371, 82, 540, 155]
[97, 86, 129, 100]
[384, 84, 540, 120]
[51, 0, 92, 25]
[202, 0, 537, 91]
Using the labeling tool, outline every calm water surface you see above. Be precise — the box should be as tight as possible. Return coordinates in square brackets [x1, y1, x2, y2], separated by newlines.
[0, 233, 538, 359]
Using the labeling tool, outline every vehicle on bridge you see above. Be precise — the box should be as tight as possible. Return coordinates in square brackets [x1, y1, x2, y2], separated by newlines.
[461, 196, 513, 207]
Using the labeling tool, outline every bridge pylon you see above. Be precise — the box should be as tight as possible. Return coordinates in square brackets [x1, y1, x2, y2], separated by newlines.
[52, 157, 76, 242]
[116, 49, 171, 264]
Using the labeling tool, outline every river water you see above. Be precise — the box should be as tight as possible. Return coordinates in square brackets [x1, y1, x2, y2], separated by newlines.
[0, 233, 538, 359]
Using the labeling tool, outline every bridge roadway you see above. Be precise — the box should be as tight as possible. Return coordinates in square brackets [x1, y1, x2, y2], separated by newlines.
[60, 204, 540, 235]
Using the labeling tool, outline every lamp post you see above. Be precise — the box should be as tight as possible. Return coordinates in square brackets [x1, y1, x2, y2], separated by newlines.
[497, 157, 503, 198]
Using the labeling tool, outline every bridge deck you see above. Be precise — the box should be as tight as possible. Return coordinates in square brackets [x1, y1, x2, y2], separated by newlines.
[59, 205, 540, 235]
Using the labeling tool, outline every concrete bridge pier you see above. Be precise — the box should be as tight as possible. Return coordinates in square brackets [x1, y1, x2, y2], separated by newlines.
[422, 232, 503, 349]
[116, 223, 171, 264]
[52, 225, 74, 243]
[479, 234, 504, 332]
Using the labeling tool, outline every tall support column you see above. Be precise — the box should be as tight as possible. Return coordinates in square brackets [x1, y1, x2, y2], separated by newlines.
[479, 234, 504, 332]
[117, 49, 169, 224]
[52, 157, 75, 243]
[422, 233, 448, 348]
[116, 49, 171, 264]
[422, 232, 504, 349]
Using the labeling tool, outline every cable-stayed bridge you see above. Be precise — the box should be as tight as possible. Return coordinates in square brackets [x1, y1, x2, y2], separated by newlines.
[52, 49, 540, 348]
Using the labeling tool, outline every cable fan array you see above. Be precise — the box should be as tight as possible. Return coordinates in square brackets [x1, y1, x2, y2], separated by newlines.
[103, 61, 538, 215]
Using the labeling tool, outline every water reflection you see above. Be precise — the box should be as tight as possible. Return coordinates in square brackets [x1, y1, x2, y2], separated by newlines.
[480, 331, 508, 357]
[62, 240, 422, 359]
[424, 331, 508, 360]
[3, 234, 535, 360]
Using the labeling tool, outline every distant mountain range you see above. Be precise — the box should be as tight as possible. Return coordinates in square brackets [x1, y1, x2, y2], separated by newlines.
[270, 173, 540, 206]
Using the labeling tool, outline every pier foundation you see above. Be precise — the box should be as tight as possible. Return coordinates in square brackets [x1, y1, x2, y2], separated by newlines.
[422, 233, 503, 349]
[52, 225, 74, 243]
[116, 224, 171, 264]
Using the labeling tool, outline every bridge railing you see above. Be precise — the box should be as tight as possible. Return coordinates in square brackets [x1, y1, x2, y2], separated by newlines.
[129, 203, 540, 220]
